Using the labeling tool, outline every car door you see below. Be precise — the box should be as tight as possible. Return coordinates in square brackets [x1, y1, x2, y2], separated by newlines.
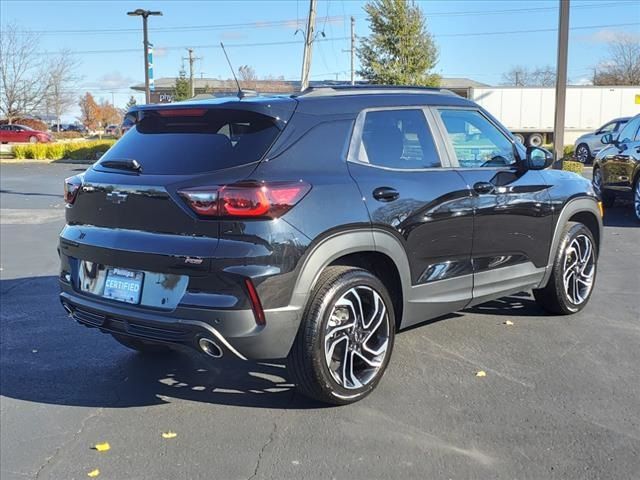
[600, 115, 640, 190]
[14, 126, 29, 142]
[432, 107, 553, 305]
[347, 107, 475, 326]
[0, 126, 9, 142]
[1, 125, 17, 142]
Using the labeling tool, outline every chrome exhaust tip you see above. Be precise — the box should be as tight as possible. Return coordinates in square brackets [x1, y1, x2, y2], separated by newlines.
[61, 302, 73, 315]
[198, 338, 223, 358]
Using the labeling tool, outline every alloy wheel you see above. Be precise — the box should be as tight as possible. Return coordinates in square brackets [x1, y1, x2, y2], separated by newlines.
[576, 145, 589, 163]
[563, 234, 595, 305]
[323, 286, 391, 390]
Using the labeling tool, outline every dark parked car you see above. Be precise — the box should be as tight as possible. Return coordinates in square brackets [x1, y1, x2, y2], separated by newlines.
[64, 124, 88, 134]
[0, 124, 52, 143]
[59, 86, 603, 404]
[593, 113, 640, 221]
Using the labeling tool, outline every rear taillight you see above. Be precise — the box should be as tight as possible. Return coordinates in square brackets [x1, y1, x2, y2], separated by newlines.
[178, 182, 311, 218]
[64, 176, 82, 204]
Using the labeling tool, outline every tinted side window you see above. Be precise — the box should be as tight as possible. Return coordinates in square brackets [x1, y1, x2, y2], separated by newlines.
[617, 116, 640, 143]
[598, 122, 616, 134]
[437, 109, 517, 168]
[614, 120, 627, 132]
[359, 109, 441, 169]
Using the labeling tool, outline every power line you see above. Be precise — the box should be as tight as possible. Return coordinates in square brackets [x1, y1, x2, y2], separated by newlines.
[22, 22, 640, 57]
[5, 2, 631, 36]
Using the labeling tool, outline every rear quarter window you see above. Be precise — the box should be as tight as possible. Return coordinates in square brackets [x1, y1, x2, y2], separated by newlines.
[98, 108, 281, 175]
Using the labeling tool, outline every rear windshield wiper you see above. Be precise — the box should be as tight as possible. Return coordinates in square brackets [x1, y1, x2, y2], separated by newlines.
[100, 159, 142, 173]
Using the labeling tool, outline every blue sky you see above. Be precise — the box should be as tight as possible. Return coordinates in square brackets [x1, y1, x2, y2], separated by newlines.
[1, 0, 639, 120]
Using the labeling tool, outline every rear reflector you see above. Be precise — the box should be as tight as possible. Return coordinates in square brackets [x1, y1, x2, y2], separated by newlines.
[178, 181, 311, 218]
[64, 175, 82, 204]
[245, 278, 266, 326]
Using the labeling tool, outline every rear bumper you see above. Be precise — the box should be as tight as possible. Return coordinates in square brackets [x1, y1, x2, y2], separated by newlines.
[59, 282, 301, 360]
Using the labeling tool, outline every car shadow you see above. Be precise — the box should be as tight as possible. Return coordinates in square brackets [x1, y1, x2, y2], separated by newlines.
[0, 276, 328, 410]
[462, 291, 546, 317]
[0, 188, 63, 198]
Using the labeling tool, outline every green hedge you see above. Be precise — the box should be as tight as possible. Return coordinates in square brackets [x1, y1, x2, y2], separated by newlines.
[562, 160, 584, 174]
[13, 140, 116, 161]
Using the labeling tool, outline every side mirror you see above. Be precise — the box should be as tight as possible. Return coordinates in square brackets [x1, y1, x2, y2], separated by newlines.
[526, 146, 553, 170]
[601, 133, 615, 145]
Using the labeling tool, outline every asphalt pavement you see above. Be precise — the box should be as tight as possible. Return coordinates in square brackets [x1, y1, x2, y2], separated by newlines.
[1, 163, 639, 480]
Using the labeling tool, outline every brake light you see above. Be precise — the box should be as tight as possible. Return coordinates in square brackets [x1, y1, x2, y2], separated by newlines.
[64, 176, 82, 204]
[178, 182, 311, 218]
[157, 108, 207, 117]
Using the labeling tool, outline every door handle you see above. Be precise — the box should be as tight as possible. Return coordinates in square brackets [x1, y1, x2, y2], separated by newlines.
[372, 187, 399, 202]
[473, 182, 495, 194]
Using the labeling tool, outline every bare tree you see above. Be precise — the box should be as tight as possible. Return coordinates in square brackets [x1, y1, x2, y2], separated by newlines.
[501, 66, 530, 86]
[502, 65, 556, 87]
[45, 50, 80, 129]
[0, 24, 47, 123]
[530, 66, 556, 87]
[238, 65, 257, 82]
[594, 33, 640, 85]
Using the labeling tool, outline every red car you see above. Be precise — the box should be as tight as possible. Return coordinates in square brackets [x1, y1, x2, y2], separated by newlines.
[0, 124, 52, 143]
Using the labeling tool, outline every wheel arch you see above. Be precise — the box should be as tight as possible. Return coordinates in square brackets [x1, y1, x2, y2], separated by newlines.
[538, 197, 603, 288]
[289, 228, 411, 330]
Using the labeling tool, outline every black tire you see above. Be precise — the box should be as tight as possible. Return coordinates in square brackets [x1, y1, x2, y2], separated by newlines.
[575, 143, 591, 164]
[112, 334, 173, 354]
[593, 167, 615, 208]
[633, 175, 640, 222]
[528, 133, 544, 147]
[533, 222, 597, 315]
[287, 266, 395, 405]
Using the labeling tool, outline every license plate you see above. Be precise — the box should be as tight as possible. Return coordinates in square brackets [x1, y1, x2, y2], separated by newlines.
[103, 268, 144, 304]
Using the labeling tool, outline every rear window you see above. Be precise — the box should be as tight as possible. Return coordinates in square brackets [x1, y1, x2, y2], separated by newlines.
[98, 108, 280, 175]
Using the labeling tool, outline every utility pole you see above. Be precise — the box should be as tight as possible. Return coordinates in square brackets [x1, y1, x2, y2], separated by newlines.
[553, 0, 570, 167]
[350, 16, 355, 85]
[182, 49, 201, 98]
[127, 9, 163, 104]
[342, 16, 356, 85]
[300, 0, 317, 91]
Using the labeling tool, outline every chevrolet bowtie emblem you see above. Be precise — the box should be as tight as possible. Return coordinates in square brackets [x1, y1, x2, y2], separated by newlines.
[106, 191, 128, 204]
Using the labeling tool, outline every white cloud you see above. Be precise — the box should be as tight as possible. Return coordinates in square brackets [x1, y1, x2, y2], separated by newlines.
[579, 29, 640, 44]
[84, 72, 136, 90]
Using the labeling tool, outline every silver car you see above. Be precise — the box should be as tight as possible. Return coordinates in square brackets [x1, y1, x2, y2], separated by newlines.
[574, 117, 630, 163]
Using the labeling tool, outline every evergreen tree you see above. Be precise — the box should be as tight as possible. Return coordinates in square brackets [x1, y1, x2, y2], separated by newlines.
[173, 70, 191, 101]
[125, 95, 137, 110]
[357, 0, 440, 86]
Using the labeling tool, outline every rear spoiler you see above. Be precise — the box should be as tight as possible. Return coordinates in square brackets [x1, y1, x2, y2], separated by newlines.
[127, 97, 297, 130]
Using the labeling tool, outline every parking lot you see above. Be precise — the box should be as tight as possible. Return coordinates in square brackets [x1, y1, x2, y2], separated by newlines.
[1, 162, 639, 479]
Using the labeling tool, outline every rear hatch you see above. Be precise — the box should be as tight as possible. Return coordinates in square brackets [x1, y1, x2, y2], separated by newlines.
[66, 98, 297, 237]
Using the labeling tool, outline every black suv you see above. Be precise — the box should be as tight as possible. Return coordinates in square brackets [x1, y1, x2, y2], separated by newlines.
[59, 86, 602, 404]
[593, 113, 640, 221]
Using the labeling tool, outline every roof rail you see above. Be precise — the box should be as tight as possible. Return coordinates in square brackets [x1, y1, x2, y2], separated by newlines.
[294, 84, 457, 98]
